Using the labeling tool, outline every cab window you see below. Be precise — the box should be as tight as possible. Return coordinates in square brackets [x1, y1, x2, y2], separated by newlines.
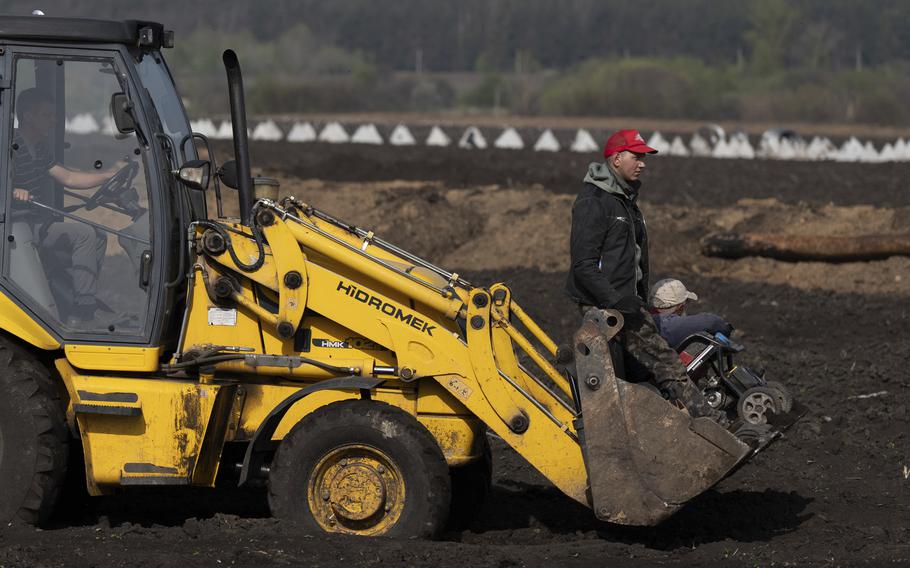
[4, 54, 153, 337]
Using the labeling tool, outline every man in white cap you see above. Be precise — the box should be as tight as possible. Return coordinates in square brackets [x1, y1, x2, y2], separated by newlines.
[649, 278, 734, 348]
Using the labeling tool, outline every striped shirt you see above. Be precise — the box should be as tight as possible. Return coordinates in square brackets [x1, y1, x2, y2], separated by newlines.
[11, 130, 56, 220]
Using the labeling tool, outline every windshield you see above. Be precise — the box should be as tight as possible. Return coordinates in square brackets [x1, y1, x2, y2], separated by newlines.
[136, 51, 205, 218]
[136, 52, 195, 159]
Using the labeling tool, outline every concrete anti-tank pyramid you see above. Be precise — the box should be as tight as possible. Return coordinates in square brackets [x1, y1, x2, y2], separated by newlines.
[351, 124, 384, 145]
[494, 127, 524, 150]
[569, 129, 598, 153]
[425, 126, 451, 147]
[533, 129, 560, 152]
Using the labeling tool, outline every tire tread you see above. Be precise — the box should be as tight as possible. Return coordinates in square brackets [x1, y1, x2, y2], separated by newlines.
[0, 336, 69, 526]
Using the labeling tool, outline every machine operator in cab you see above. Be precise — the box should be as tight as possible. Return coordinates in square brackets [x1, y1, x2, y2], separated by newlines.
[10, 88, 123, 324]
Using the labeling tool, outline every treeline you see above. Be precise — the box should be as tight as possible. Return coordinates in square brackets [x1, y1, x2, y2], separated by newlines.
[10, 0, 910, 72]
[535, 57, 910, 125]
[4, 0, 910, 124]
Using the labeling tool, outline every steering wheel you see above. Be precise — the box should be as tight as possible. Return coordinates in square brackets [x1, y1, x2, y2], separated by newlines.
[84, 160, 139, 211]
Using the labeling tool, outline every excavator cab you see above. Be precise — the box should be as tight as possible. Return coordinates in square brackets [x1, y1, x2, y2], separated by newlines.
[0, 18, 193, 342]
[0, 15, 796, 535]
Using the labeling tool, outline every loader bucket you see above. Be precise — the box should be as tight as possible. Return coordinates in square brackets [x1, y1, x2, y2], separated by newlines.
[573, 309, 752, 526]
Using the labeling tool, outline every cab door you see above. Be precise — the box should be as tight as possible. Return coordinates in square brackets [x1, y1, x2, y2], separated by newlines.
[0, 45, 163, 344]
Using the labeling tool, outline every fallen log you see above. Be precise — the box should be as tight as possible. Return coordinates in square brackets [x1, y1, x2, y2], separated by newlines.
[701, 232, 910, 262]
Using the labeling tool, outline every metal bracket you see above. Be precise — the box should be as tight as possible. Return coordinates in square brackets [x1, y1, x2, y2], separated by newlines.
[465, 289, 529, 433]
[360, 230, 374, 251]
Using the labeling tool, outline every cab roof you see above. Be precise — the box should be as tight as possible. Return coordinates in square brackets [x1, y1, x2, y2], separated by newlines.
[0, 15, 171, 48]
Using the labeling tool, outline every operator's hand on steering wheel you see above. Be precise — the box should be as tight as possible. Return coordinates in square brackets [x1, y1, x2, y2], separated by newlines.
[84, 160, 138, 211]
[12, 188, 30, 202]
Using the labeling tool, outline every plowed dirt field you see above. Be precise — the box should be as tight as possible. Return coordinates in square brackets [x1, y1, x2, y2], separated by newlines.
[2, 141, 908, 567]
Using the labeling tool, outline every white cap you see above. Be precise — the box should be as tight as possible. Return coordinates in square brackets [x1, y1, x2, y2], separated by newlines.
[649, 278, 698, 309]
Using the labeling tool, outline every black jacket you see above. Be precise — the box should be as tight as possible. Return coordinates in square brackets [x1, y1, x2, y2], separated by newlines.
[565, 165, 650, 308]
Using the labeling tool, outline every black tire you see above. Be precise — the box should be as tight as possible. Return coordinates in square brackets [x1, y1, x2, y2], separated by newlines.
[0, 337, 69, 526]
[765, 380, 794, 413]
[447, 434, 492, 531]
[268, 400, 451, 538]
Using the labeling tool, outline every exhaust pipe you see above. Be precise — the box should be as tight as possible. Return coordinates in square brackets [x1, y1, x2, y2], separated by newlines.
[222, 49, 254, 225]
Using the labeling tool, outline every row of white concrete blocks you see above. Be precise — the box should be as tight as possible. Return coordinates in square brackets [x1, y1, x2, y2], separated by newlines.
[61, 112, 910, 163]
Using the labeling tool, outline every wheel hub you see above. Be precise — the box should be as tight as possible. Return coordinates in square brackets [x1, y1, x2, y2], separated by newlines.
[741, 391, 776, 424]
[328, 462, 386, 521]
[704, 389, 725, 408]
[308, 445, 405, 535]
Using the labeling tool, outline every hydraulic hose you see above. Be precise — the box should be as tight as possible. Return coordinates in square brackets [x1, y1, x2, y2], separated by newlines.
[195, 220, 265, 272]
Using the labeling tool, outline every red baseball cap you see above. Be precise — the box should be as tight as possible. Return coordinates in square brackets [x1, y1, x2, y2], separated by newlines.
[603, 129, 658, 158]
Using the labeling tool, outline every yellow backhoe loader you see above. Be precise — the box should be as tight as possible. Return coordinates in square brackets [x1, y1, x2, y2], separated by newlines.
[0, 16, 799, 537]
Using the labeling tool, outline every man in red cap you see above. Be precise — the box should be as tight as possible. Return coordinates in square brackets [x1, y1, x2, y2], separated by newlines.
[565, 129, 722, 421]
